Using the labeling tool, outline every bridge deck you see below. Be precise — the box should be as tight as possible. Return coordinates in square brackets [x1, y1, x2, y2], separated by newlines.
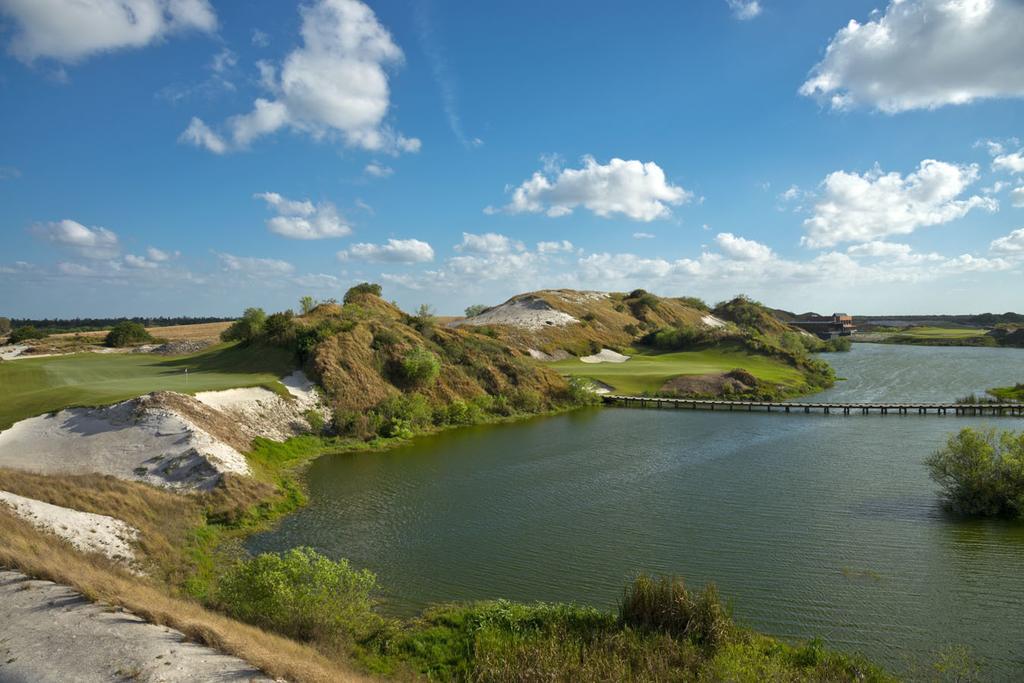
[602, 395, 1024, 416]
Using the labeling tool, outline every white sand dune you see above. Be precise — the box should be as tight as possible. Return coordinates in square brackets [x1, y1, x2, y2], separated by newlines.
[0, 491, 139, 568]
[451, 296, 578, 331]
[579, 349, 631, 364]
[702, 314, 727, 328]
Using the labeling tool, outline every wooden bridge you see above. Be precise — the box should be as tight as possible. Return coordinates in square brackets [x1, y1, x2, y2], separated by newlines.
[602, 395, 1024, 417]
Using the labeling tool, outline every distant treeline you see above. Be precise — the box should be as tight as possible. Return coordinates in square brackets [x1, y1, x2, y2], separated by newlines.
[854, 312, 1024, 326]
[7, 316, 234, 334]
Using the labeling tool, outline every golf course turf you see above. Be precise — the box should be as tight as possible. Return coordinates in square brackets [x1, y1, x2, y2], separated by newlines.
[550, 347, 805, 395]
[0, 343, 297, 430]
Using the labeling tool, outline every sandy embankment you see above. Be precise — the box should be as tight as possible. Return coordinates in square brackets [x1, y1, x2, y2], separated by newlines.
[0, 571, 272, 682]
[702, 314, 727, 328]
[451, 296, 579, 331]
[0, 491, 139, 569]
[0, 371, 325, 491]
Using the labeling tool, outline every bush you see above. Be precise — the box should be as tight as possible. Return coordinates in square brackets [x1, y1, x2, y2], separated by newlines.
[263, 310, 297, 346]
[299, 295, 316, 315]
[822, 336, 853, 352]
[619, 574, 730, 652]
[104, 321, 153, 347]
[344, 282, 382, 303]
[925, 428, 1024, 518]
[677, 296, 710, 312]
[0, 317, 10, 336]
[373, 393, 433, 437]
[8, 325, 47, 343]
[465, 304, 488, 317]
[221, 307, 266, 343]
[400, 346, 441, 386]
[646, 325, 706, 350]
[216, 547, 378, 642]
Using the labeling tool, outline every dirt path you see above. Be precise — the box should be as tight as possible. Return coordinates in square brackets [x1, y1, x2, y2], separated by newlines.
[0, 570, 272, 682]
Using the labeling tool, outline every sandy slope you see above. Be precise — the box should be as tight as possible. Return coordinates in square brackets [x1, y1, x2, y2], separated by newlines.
[0, 491, 139, 569]
[451, 296, 579, 331]
[0, 371, 325, 491]
[0, 570, 272, 682]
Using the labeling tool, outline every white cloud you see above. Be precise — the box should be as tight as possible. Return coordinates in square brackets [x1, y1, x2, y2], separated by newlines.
[991, 228, 1024, 255]
[255, 191, 351, 240]
[210, 47, 236, 75]
[1, 0, 217, 64]
[178, 117, 227, 154]
[1012, 187, 1024, 208]
[802, 160, 997, 247]
[364, 162, 394, 178]
[455, 232, 524, 255]
[181, 0, 419, 155]
[715, 233, 773, 261]
[218, 253, 294, 275]
[632, 232, 656, 240]
[292, 273, 341, 289]
[31, 219, 120, 259]
[498, 156, 692, 222]
[800, 0, 1024, 112]
[536, 240, 574, 254]
[994, 151, 1024, 174]
[339, 238, 434, 263]
[726, 0, 762, 20]
[57, 261, 96, 276]
[846, 241, 913, 258]
[124, 254, 159, 269]
[251, 29, 270, 48]
[146, 246, 177, 261]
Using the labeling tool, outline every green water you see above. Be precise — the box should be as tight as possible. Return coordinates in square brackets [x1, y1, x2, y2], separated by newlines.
[250, 344, 1024, 677]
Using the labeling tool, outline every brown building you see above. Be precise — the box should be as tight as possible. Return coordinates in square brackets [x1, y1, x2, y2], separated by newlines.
[791, 313, 856, 340]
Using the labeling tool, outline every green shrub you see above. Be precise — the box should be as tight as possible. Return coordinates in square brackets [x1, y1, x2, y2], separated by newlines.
[216, 547, 378, 642]
[304, 409, 325, 434]
[677, 296, 710, 311]
[263, 310, 297, 346]
[925, 428, 1024, 518]
[8, 325, 47, 343]
[104, 321, 153, 347]
[464, 304, 488, 317]
[299, 295, 316, 315]
[344, 282, 382, 302]
[619, 574, 731, 652]
[0, 317, 10, 336]
[400, 346, 441, 386]
[371, 327, 400, 349]
[510, 388, 544, 413]
[221, 307, 267, 342]
[646, 325, 706, 350]
[822, 336, 853, 352]
[437, 399, 484, 426]
[373, 393, 433, 437]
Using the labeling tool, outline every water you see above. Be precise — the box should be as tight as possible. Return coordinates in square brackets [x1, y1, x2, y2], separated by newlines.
[249, 344, 1024, 677]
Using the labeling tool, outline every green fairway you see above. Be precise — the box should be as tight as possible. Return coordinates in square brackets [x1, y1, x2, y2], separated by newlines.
[0, 343, 297, 430]
[550, 347, 804, 395]
[896, 326, 987, 339]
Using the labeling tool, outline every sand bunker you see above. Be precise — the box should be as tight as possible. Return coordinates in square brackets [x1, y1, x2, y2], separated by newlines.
[451, 296, 578, 331]
[579, 349, 631, 364]
[0, 491, 139, 568]
[194, 371, 326, 442]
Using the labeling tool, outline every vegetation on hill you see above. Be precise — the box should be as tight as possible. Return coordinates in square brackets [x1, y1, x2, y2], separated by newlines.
[7, 325, 48, 344]
[219, 287, 597, 442]
[989, 384, 1024, 402]
[104, 320, 155, 347]
[926, 428, 1024, 518]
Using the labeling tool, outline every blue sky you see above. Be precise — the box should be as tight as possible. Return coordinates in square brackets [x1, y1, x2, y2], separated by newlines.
[1, 0, 1023, 317]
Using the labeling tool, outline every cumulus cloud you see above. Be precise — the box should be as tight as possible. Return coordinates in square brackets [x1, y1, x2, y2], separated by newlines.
[802, 160, 997, 247]
[455, 232, 525, 255]
[1011, 186, 1024, 208]
[178, 117, 227, 154]
[364, 162, 394, 178]
[725, 0, 762, 20]
[497, 156, 692, 222]
[124, 254, 159, 269]
[181, 0, 419, 155]
[536, 240, 574, 254]
[991, 227, 1024, 255]
[846, 241, 913, 258]
[800, 0, 1024, 112]
[31, 219, 120, 259]
[340, 238, 434, 263]
[714, 233, 773, 261]
[218, 253, 294, 275]
[994, 151, 1024, 174]
[146, 246, 177, 261]
[255, 191, 351, 240]
[292, 273, 341, 289]
[1, 0, 217, 64]
[632, 232, 656, 240]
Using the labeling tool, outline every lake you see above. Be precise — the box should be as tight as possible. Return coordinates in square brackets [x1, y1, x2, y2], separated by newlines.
[249, 343, 1024, 677]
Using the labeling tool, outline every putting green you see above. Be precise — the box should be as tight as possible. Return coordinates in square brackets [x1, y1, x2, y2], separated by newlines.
[550, 347, 804, 395]
[0, 343, 296, 430]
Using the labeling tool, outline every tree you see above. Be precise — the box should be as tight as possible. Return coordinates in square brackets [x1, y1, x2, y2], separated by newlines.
[105, 321, 154, 347]
[299, 296, 316, 315]
[464, 304, 488, 318]
[0, 317, 10, 336]
[926, 428, 1024, 518]
[221, 307, 267, 343]
[400, 346, 440, 386]
[8, 326, 47, 343]
[344, 282, 382, 303]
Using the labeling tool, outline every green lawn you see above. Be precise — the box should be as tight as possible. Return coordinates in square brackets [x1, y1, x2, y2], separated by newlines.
[0, 343, 297, 430]
[896, 326, 987, 339]
[550, 347, 804, 395]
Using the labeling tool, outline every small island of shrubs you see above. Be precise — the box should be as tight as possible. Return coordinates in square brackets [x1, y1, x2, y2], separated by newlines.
[926, 428, 1024, 518]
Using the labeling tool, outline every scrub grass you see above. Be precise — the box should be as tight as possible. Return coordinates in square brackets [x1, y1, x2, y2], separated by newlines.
[550, 346, 806, 395]
[0, 342, 296, 429]
[894, 326, 987, 339]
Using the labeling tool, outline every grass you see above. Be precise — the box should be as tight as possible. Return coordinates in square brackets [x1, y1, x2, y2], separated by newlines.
[550, 346, 805, 395]
[989, 384, 1024, 402]
[893, 326, 987, 339]
[0, 342, 296, 429]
